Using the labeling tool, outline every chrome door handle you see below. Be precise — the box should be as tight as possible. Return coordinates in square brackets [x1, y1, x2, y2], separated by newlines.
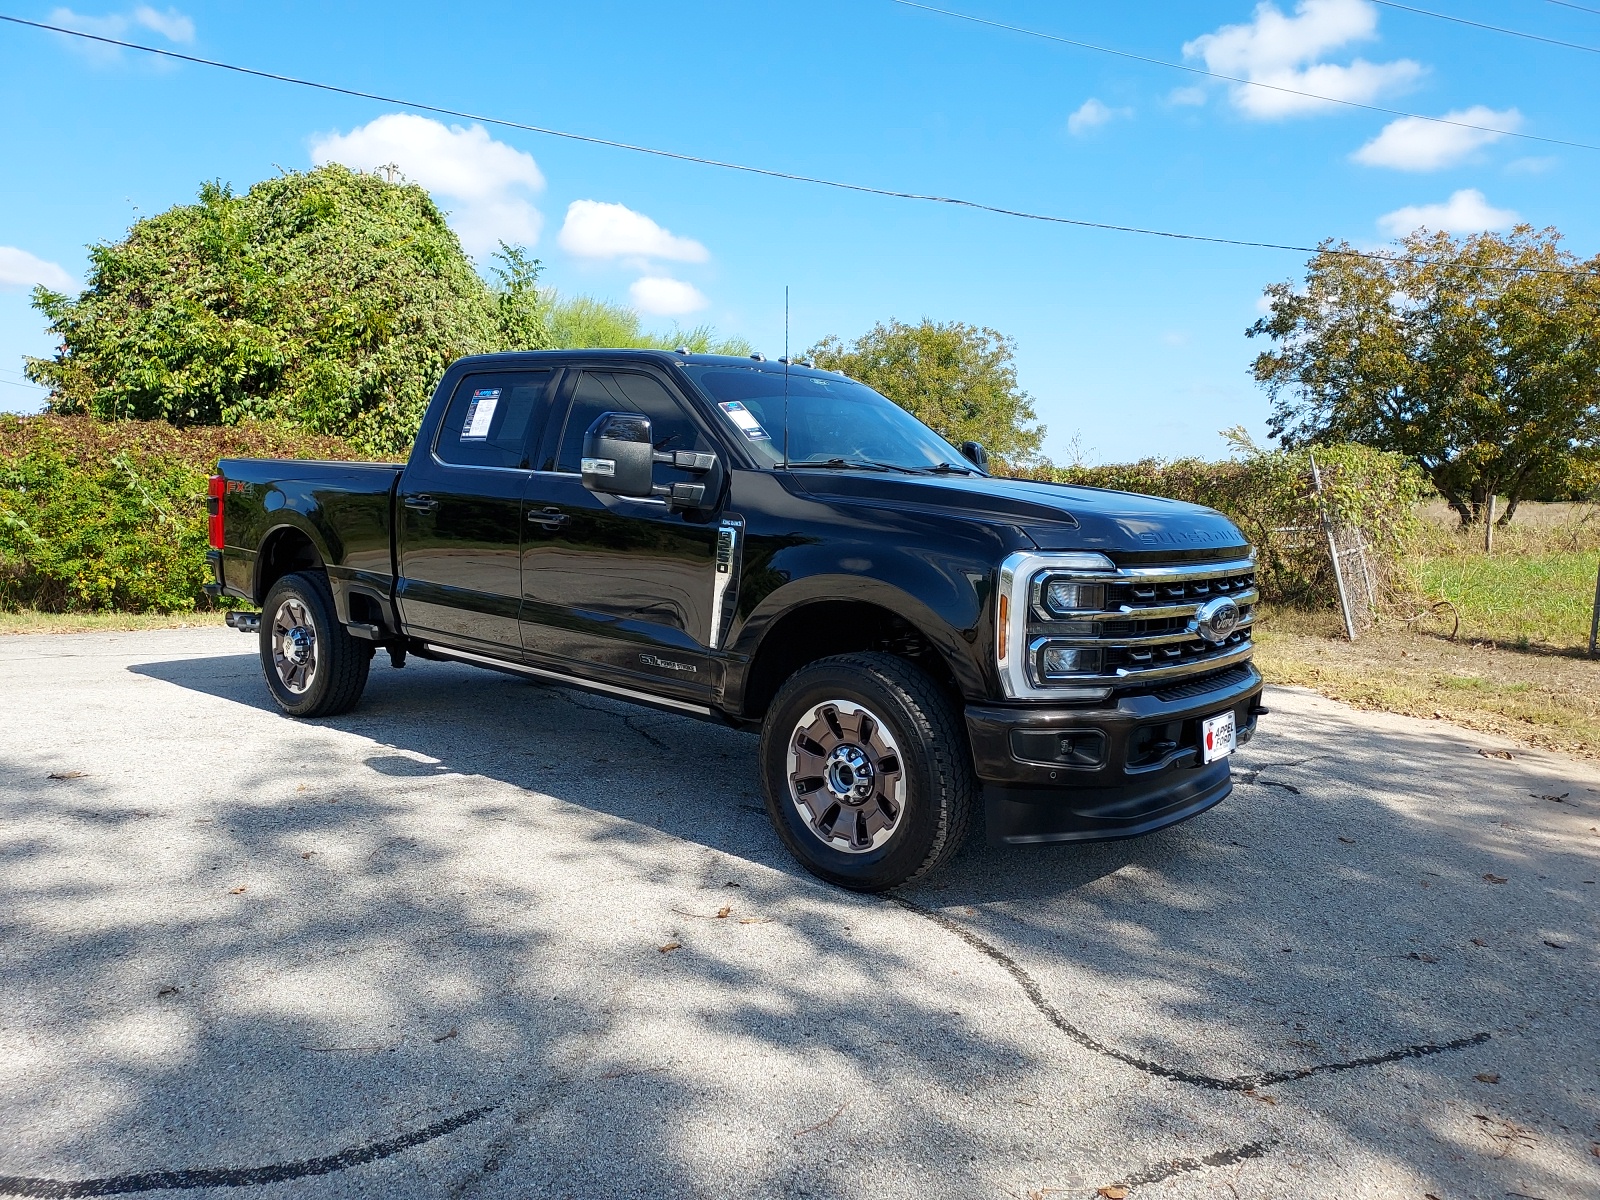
[403, 495, 439, 512]
[526, 506, 568, 529]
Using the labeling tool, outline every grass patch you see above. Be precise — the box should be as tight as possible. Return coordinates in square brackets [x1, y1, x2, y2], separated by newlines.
[1406, 551, 1597, 650]
[0, 609, 227, 635]
[1254, 604, 1600, 759]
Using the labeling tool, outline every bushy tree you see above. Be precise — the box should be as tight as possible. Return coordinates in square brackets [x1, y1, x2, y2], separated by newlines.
[26, 165, 533, 456]
[807, 320, 1045, 470]
[544, 292, 752, 355]
[1249, 226, 1600, 526]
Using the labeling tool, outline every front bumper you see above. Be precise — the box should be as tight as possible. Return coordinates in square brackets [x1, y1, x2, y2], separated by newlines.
[965, 663, 1265, 846]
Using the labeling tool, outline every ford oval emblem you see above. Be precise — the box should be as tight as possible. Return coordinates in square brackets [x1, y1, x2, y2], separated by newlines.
[1193, 596, 1241, 644]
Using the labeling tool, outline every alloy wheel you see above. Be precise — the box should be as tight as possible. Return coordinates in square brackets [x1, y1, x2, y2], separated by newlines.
[785, 699, 906, 853]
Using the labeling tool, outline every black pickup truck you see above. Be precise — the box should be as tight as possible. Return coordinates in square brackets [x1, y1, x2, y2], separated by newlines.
[207, 349, 1264, 890]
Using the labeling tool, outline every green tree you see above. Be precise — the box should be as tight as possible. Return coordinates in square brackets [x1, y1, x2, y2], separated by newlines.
[1249, 226, 1600, 526]
[25, 165, 536, 456]
[806, 320, 1045, 470]
[544, 292, 752, 355]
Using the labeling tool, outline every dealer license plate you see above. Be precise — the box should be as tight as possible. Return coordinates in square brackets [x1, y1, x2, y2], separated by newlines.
[1201, 711, 1237, 764]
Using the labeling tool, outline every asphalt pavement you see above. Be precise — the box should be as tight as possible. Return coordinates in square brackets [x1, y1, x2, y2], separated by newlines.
[0, 627, 1596, 1199]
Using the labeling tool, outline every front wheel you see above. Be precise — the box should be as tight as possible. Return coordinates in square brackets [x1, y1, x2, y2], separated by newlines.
[759, 653, 975, 891]
[259, 572, 370, 718]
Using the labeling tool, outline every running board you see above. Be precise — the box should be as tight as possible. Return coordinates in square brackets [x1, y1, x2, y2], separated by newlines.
[421, 643, 715, 718]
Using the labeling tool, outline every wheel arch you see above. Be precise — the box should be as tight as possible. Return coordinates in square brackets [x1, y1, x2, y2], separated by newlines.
[253, 521, 330, 607]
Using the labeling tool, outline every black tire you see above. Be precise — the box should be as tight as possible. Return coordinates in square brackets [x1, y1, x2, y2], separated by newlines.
[759, 652, 975, 892]
[259, 571, 370, 718]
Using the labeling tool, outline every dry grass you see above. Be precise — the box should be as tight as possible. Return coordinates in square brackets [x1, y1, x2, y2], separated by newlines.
[1255, 605, 1600, 759]
[0, 609, 227, 635]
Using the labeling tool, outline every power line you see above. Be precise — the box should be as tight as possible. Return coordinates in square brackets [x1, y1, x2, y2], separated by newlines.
[0, 12, 1592, 277]
[889, 0, 1595, 151]
[1545, 0, 1600, 15]
[1372, 0, 1600, 52]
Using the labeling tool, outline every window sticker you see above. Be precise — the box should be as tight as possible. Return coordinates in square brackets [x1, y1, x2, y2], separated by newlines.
[461, 388, 501, 440]
[718, 400, 771, 440]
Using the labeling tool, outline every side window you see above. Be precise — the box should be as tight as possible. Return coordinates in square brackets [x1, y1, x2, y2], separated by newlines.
[551, 371, 711, 474]
[434, 370, 555, 469]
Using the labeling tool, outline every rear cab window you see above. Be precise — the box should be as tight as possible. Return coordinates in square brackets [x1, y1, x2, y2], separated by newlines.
[434, 370, 557, 469]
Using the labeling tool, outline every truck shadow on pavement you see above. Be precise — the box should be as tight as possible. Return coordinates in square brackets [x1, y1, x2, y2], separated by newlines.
[0, 646, 1592, 1198]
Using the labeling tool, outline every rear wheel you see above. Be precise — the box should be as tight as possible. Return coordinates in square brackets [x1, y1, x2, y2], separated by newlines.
[760, 652, 974, 891]
[259, 572, 369, 717]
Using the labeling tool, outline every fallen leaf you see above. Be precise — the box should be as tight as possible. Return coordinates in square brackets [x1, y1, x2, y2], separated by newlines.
[296, 784, 308, 792]
[1544, 940, 1566, 949]
[1471, 938, 1488, 947]
[1096, 1188, 1129, 1200]
[737, 917, 772, 925]
[658, 942, 681, 954]
[432, 1028, 458, 1043]
[1432, 710, 1444, 719]
[300, 851, 315, 860]
[1477, 748, 1513, 760]
[227, 886, 246, 895]
[157, 985, 179, 998]
[1533, 793, 1570, 803]
[1483, 874, 1508, 884]
[723, 881, 741, 888]
[1475, 1073, 1500, 1084]
[1408, 952, 1439, 963]
[1337, 836, 1356, 844]
[47, 771, 87, 780]
[715, 905, 732, 919]
[1591, 1144, 1599, 1158]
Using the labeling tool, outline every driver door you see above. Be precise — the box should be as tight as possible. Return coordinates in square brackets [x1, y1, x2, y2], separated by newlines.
[519, 367, 724, 702]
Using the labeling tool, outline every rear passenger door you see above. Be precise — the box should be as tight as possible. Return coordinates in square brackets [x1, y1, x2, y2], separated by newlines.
[519, 367, 724, 701]
[396, 369, 556, 655]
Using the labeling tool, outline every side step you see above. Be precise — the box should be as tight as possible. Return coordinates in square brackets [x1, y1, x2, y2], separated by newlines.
[225, 611, 260, 633]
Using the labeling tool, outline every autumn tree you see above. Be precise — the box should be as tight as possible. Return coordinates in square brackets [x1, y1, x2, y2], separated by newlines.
[1249, 226, 1600, 525]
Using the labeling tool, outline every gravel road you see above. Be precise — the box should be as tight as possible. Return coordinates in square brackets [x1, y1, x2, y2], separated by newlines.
[1, 627, 1596, 1199]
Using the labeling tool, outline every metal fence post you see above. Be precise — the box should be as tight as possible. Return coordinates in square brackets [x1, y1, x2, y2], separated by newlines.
[1589, 559, 1600, 658]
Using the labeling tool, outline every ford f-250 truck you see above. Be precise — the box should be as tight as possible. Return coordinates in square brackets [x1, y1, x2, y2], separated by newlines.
[206, 349, 1264, 890]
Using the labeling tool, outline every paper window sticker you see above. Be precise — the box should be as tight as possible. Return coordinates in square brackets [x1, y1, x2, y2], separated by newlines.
[718, 400, 771, 440]
[462, 389, 501, 440]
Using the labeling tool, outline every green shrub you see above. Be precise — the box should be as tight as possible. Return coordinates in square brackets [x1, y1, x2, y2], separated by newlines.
[0, 415, 366, 612]
[1016, 439, 1429, 608]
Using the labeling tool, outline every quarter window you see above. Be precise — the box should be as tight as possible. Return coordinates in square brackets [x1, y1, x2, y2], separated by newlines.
[434, 371, 555, 469]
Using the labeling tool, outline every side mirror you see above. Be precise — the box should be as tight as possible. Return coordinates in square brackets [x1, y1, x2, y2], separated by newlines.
[960, 441, 990, 472]
[582, 412, 656, 498]
[581, 411, 721, 510]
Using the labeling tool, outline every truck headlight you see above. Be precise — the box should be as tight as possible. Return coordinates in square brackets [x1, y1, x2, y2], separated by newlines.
[1037, 643, 1102, 679]
[1042, 579, 1105, 614]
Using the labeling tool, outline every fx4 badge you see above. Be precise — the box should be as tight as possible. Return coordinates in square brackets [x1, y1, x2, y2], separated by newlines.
[640, 654, 697, 673]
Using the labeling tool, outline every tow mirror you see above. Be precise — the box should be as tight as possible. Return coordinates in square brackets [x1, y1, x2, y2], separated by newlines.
[582, 412, 656, 498]
[581, 412, 720, 510]
[960, 440, 990, 472]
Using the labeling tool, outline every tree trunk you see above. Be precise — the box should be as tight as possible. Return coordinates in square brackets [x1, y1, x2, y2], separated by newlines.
[1436, 478, 1474, 528]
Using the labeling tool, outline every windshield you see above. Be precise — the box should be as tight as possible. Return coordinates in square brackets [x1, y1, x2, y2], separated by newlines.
[682, 365, 971, 471]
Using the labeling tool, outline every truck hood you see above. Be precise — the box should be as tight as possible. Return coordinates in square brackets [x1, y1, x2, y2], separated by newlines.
[787, 470, 1248, 558]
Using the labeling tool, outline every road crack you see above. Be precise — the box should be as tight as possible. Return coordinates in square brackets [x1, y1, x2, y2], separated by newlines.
[889, 896, 1489, 1091]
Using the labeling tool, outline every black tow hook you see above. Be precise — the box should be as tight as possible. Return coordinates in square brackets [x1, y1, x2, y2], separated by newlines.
[225, 611, 260, 633]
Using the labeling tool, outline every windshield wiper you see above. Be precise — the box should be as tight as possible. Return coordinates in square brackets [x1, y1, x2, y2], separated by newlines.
[924, 461, 976, 475]
[785, 458, 918, 474]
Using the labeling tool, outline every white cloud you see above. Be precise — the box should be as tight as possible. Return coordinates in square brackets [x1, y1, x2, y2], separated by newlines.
[1066, 98, 1132, 136]
[1376, 188, 1518, 237]
[1352, 106, 1521, 171]
[0, 247, 75, 292]
[1184, 0, 1422, 119]
[558, 201, 708, 263]
[310, 113, 544, 257]
[1169, 85, 1209, 107]
[629, 276, 708, 316]
[1506, 155, 1558, 176]
[49, 6, 194, 62]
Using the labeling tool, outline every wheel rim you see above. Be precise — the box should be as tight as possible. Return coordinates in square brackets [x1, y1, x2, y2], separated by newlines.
[271, 597, 318, 695]
[786, 699, 906, 854]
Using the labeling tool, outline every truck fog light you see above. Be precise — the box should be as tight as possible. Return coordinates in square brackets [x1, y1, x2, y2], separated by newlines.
[1044, 580, 1105, 614]
[1039, 644, 1102, 678]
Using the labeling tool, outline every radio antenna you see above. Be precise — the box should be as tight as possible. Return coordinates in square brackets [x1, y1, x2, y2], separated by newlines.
[782, 285, 791, 470]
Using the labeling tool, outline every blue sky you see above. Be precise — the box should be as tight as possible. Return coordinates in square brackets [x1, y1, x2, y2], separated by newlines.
[1, 0, 1594, 461]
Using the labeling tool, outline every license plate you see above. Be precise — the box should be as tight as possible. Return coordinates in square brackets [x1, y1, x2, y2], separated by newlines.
[1202, 711, 1237, 763]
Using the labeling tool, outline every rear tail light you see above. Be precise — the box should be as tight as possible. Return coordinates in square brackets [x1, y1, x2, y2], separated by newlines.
[207, 474, 225, 550]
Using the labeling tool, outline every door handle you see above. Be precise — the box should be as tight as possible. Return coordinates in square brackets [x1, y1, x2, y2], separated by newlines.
[404, 495, 439, 512]
[526, 506, 568, 530]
